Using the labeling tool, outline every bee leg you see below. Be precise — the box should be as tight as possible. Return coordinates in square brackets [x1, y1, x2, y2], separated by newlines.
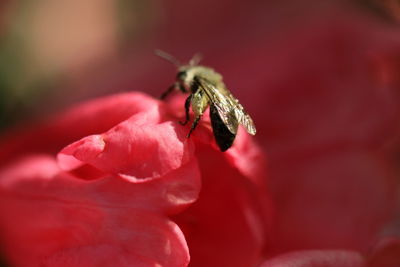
[179, 94, 192, 125]
[187, 116, 201, 138]
[160, 84, 176, 99]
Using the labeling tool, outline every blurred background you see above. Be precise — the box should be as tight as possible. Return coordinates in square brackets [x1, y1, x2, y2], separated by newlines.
[0, 0, 398, 131]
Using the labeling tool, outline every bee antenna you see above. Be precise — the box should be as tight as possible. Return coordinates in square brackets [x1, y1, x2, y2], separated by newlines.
[154, 49, 181, 67]
[189, 53, 203, 66]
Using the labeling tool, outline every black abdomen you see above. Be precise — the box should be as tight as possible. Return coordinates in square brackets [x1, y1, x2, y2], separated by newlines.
[210, 105, 236, 151]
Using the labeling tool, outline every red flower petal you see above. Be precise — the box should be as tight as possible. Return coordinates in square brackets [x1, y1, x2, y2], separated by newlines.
[368, 237, 400, 267]
[0, 91, 267, 266]
[58, 114, 194, 181]
[231, 9, 400, 253]
[0, 93, 165, 167]
[260, 250, 365, 267]
[0, 93, 207, 266]
[0, 156, 186, 266]
[268, 151, 397, 253]
[173, 143, 270, 267]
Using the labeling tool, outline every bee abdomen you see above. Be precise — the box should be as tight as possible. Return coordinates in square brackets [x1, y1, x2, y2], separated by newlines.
[210, 105, 236, 152]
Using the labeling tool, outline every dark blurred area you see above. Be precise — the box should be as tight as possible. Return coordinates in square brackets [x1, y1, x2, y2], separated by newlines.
[0, 0, 398, 131]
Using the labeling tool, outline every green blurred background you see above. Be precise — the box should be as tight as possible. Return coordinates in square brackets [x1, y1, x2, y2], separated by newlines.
[0, 0, 159, 130]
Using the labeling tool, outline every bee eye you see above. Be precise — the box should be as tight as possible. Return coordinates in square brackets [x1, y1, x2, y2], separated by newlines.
[176, 71, 187, 80]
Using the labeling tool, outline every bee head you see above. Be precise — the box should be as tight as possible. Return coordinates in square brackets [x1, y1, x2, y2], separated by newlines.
[176, 67, 192, 92]
[176, 70, 187, 81]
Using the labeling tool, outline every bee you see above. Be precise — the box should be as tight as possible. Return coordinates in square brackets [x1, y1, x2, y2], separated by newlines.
[156, 50, 256, 151]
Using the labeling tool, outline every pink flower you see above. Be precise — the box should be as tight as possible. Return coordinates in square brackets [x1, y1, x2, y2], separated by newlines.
[1, 1, 400, 266]
[0, 93, 267, 266]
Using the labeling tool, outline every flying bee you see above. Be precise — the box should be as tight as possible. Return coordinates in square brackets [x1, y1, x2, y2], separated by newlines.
[156, 50, 256, 152]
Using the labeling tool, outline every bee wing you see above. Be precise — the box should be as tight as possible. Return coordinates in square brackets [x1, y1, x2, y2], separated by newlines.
[232, 102, 257, 135]
[195, 77, 256, 135]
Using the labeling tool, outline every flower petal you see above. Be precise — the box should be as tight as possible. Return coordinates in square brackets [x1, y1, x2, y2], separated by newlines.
[0, 93, 164, 167]
[368, 237, 400, 267]
[260, 250, 365, 267]
[268, 151, 396, 252]
[58, 117, 194, 180]
[0, 154, 194, 266]
[174, 144, 269, 267]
